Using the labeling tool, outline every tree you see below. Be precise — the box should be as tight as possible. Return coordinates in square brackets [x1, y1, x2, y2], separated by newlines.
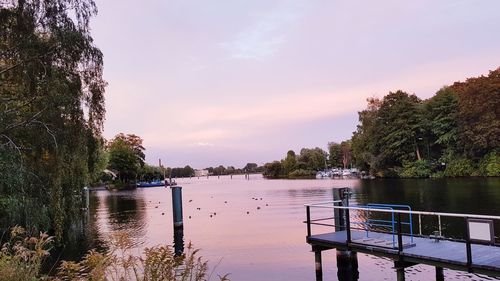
[0, 0, 105, 239]
[452, 68, 500, 158]
[108, 134, 145, 184]
[282, 150, 297, 175]
[297, 147, 327, 171]
[328, 142, 343, 168]
[110, 133, 145, 167]
[424, 87, 459, 162]
[351, 97, 381, 173]
[138, 165, 163, 181]
[351, 92, 424, 176]
[213, 165, 226, 175]
[340, 140, 352, 169]
[182, 165, 195, 177]
[376, 91, 423, 166]
[243, 163, 258, 173]
[263, 161, 283, 178]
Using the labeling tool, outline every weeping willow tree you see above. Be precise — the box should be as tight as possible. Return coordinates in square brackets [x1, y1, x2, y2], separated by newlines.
[0, 0, 105, 241]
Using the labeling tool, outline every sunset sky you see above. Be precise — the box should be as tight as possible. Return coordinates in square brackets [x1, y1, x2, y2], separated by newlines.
[90, 0, 500, 168]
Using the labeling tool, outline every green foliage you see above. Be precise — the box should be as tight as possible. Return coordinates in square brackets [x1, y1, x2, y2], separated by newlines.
[444, 158, 475, 177]
[264, 147, 328, 178]
[107, 134, 145, 184]
[297, 147, 327, 171]
[328, 142, 343, 168]
[424, 87, 459, 156]
[340, 140, 353, 169]
[263, 161, 283, 178]
[351, 97, 382, 173]
[168, 165, 195, 178]
[351, 91, 424, 175]
[212, 165, 226, 176]
[399, 160, 431, 178]
[350, 68, 499, 178]
[138, 164, 164, 181]
[479, 151, 500, 177]
[88, 139, 109, 185]
[452, 69, 500, 158]
[0, 0, 105, 240]
[242, 163, 258, 173]
[282, 150, 297, 175]
[288, 169, 316, 179]
[375, 91, 423, 167]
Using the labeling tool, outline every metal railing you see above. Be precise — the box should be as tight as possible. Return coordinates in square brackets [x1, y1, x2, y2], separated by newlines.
[305, 202, 500, 268]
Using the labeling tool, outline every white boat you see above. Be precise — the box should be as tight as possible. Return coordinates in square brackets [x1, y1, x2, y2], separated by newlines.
[316, 171, 329, 179]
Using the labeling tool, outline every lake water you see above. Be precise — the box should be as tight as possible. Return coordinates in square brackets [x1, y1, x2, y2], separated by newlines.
[82, 176, 500, 281]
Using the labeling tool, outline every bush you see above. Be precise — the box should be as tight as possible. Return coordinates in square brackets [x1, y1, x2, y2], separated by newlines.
[444, 158, 476, 177]
[288, 169, 316, 179]
[399, 160, 431, 178]
[479, 152, 500, 177]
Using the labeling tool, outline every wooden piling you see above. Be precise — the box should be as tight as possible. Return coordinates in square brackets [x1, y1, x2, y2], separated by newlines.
[171, 186, 183, 228]
[395, 263, 405, 281]
[315, 250, 323, 281]
[436, 267, 444, 281]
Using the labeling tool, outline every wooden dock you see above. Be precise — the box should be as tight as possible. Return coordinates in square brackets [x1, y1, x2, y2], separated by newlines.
[308, 230, 500, 277]
[305, 188, 500, 281]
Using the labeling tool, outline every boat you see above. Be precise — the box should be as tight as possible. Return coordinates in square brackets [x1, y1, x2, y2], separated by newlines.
[164, 180, 177, 186]
[136, 180, 164, 188]
[316, 171, 329, 179]
[341, 169, 352, 177]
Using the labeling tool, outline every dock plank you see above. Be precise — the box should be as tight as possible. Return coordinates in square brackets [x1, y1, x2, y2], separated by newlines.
[308, 230, 500, 276]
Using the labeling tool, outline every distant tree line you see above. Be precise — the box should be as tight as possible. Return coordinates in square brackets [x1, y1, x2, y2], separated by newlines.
[262, 68, 499, 179]
[263, 148, 328, 179]
[101, 134, 194, 184]
[202, 163, 263, 176]
[350, 68, 499, 178]
[103, 136, 266, 183]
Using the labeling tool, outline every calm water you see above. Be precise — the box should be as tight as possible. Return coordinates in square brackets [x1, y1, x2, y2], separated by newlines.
[80, 176, 500, 281]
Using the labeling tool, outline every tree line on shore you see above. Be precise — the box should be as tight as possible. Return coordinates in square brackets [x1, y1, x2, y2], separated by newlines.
[100, 134, 266, 187]
[263, 69, 499, 179]
[351, 69, 499, 178]
[1, 0, 498, 253]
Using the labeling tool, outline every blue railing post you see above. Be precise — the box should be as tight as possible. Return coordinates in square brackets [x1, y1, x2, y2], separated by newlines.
[409, 209, 413, 243]
[367, 203, 413, 245]
[391, 211, 396, 248]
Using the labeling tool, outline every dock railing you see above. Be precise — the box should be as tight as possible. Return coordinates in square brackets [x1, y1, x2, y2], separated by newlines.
[305, 202, 500, 267]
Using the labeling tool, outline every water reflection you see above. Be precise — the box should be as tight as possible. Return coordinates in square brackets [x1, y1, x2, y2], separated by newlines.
[354, 178, 500, 242]
[69, 176, 500, 281]
[337, 251, 359, 281]
[173, 226, 184, 256]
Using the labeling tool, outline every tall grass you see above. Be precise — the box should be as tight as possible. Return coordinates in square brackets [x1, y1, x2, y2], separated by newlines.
[0, 226, 53, 281]
[0, 227, 229, 281]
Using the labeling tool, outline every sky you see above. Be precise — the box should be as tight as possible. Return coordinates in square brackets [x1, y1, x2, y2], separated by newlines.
[90, 0, 500, 169]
